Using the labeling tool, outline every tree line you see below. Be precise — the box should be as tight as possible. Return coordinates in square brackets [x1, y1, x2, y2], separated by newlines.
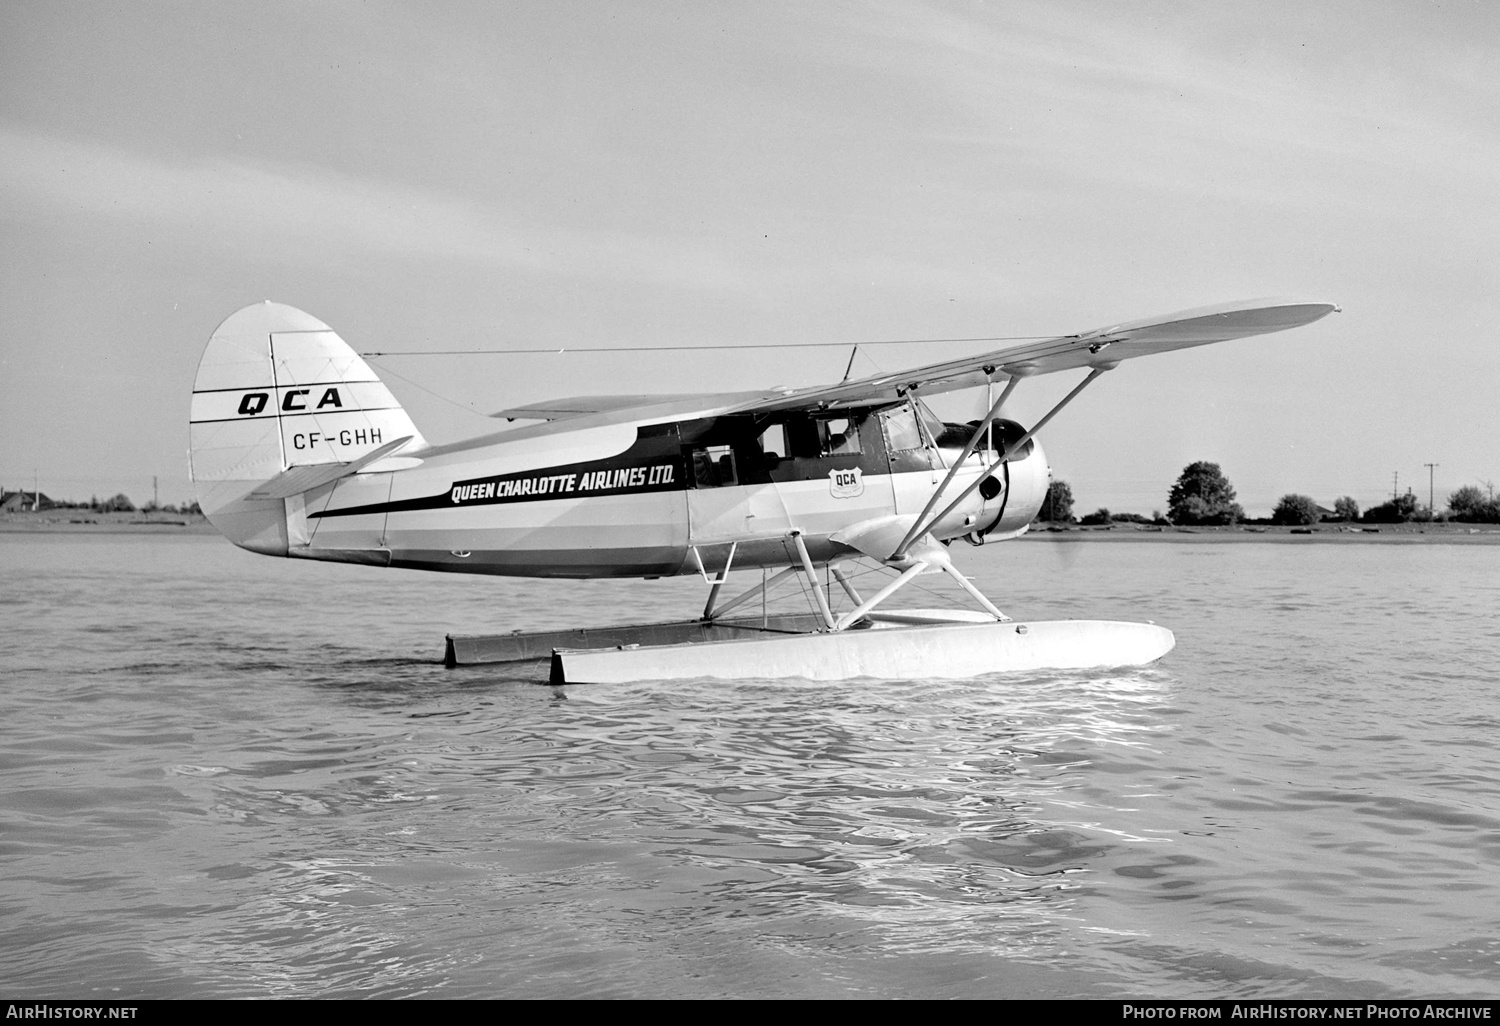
[1039, 462, 1500, 526]
[3, 493, 202, 515]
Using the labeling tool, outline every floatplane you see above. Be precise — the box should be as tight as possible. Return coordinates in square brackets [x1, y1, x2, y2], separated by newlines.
[189, 298, 1336, 683]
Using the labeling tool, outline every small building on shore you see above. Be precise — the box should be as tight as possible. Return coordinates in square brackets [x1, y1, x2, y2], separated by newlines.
[1, 490, 54, 512]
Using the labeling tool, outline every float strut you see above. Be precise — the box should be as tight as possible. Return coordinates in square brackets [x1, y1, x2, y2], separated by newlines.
[830, 565, 864, 606]
[699, 542, 738, 619]
[703, 564, 800, 622]
[940, 563, 1009, 621]
[790, 531, 838, 631]
[834, 561, 930, 631]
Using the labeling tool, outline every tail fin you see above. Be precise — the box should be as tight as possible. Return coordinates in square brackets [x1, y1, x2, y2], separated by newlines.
[188, 301, 426, 554]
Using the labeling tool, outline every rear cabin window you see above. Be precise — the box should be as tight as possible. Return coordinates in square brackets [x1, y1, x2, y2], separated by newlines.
[757, 423, 787, 460]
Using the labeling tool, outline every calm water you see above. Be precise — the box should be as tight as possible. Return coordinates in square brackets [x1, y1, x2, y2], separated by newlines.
[2, 533, 1498, 999]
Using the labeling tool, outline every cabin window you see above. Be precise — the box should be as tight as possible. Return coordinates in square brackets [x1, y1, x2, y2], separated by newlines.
[757, 423, 787, 460]
[692, 444, 738, 487]
[815, 416, 861, 456]
[881, 405, 923, 452]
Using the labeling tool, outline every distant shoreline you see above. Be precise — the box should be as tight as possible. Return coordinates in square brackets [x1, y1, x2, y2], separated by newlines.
[1019, 522, 1500, 544]
[4, 510, 1498, 544]
[0, 511, 219, 535]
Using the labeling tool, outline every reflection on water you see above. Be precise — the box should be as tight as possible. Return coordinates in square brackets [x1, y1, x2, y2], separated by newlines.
[2, 534, 1498, 997]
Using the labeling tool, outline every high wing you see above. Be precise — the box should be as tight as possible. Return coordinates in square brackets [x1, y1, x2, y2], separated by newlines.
[467, 298, 1336, 447]
[491, 392, 770, 421]
[723, 297, 1339, 414]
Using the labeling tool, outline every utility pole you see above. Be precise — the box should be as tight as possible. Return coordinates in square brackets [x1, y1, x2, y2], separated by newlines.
[153, 475, 159, 510]
[1392, 471, 1399, 501]
[1424, 463, 1438, 514]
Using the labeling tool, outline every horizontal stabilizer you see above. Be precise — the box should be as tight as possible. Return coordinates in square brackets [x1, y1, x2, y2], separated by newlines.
[245, 436, 414, 501]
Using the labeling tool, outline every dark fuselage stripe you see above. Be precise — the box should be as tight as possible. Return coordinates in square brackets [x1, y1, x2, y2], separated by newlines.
[311, 455, 686, 519]
[191, 406, 403, 425]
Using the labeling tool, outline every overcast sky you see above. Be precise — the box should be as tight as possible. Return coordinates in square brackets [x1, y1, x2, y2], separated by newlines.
[3, 0, 1496, 515]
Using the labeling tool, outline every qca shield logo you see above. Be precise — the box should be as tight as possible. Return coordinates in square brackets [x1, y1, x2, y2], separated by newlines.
[828, 467, 864, 499]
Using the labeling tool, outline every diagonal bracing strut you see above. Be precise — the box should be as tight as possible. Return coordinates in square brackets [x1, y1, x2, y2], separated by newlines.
[891, 365, 1113, 560]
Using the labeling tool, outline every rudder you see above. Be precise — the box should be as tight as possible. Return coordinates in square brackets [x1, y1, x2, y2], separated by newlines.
[188, 301, 426, 554]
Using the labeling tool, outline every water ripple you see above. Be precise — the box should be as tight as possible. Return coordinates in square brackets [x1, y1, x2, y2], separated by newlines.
[3, 535, 1498, 997]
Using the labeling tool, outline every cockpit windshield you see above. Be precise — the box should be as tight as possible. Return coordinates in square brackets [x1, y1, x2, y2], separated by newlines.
[880, 404, 923, 452]
[914, 399, 947, 448]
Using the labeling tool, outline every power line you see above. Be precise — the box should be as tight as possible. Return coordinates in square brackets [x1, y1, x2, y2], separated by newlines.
[363, 357, 490, 414]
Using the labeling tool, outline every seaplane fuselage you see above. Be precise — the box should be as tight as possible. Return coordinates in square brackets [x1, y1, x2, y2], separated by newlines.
[203, 376, 1048, 578]
[190, 297, 1340, 584]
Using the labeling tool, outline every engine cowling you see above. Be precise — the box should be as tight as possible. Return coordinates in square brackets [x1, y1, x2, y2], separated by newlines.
[970, 418, 1050, 541]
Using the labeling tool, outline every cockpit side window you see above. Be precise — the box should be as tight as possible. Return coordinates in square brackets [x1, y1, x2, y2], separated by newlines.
[815, 416, 862, 456]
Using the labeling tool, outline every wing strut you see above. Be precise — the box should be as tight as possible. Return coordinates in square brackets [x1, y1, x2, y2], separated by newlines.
[893, 371, 1025, 560]
[891, 364, 1113, 560]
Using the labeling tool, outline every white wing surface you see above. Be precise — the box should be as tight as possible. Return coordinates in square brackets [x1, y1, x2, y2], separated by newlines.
[731, 298, 1338, 413]
[468, 299, 1337, 445]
